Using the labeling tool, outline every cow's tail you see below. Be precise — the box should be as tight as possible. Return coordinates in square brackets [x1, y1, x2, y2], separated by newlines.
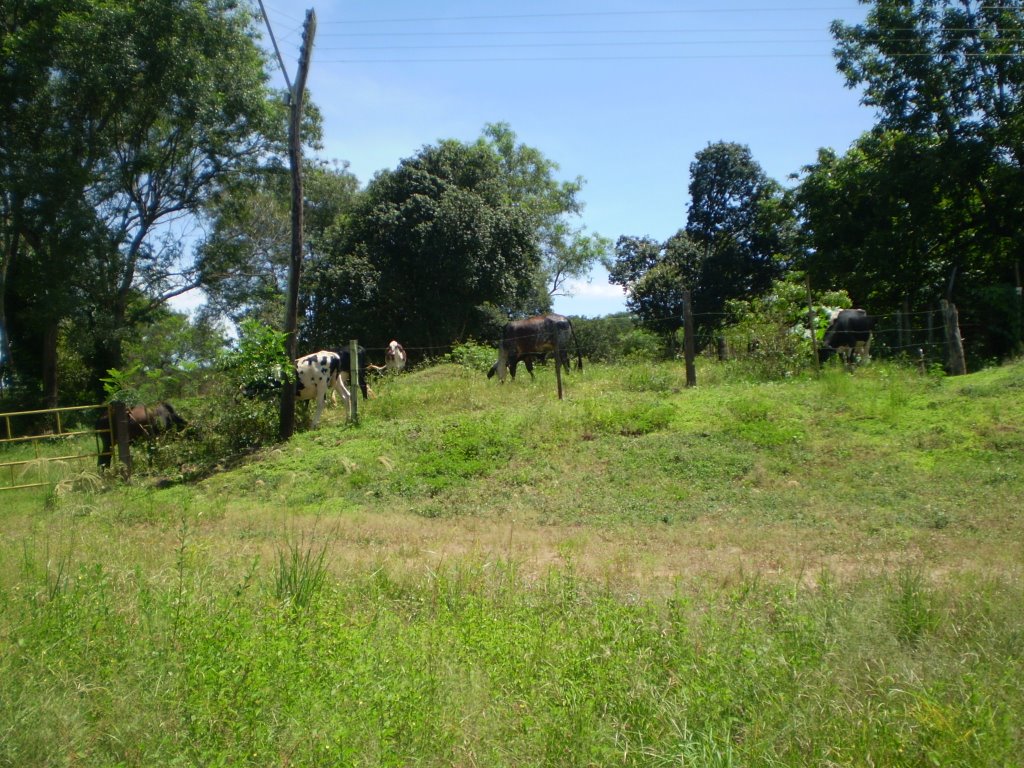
[569, 320, 583, 372]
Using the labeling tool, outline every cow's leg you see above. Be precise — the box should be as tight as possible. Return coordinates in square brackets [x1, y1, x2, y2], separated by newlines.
[332, 376, 352, 414]
[523, 356, 535, 380]
[312, 386, 327, 428]
[495, 347, 510, 383]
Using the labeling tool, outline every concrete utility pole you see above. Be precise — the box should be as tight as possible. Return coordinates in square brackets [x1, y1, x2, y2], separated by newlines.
[278, 10, 316, 440]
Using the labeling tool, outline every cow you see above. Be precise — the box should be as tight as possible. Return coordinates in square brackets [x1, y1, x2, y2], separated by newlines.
[487, 313, 583, 383]
[819, 308, 875, 365]
[295, 350, 351, 427]
[384, 340, 407, 373]
[96, 402, 187, 468]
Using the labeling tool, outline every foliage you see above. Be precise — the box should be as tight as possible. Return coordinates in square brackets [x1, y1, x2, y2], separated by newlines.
[799, 0, 1024, 360]
[1, 0, 283, 403]
[611, 143, 797, 352]
[448, 340, 498, 373]
[304, 124, 604, 355]
[683, 142, 796, 342]
[721, 274, 853, 379]
[570, 313, 661, 363]
[482, 123, 612, 301]
[153, 319, 299, 474]
[3, 359, 1024, 764]
[198, 159, 359, 331]
[218, 319, 292, 393]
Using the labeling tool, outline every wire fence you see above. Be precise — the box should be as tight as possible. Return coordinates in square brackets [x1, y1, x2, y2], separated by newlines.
[347, 304, 968, 367]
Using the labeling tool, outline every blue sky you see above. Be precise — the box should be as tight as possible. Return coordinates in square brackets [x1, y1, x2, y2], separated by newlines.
[256, 1, 876, 318]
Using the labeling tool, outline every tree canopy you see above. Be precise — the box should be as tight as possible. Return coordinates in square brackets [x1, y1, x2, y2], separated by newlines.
[611, 142, 796, 351]
[291, 124, 604, 357]
[1, 0, 281, 401]
[798, 0, 1024, 359]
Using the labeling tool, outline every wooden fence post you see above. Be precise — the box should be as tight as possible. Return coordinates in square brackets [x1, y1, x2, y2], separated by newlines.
[682, 289, 696, 387]
[554, 335, 564, 400]
[716, 336, 728, 362]
[113, 402, 132, 480]
[806, 275, 819, 372]
[941, 300, 967, 376]
[349, 339, 360, 423]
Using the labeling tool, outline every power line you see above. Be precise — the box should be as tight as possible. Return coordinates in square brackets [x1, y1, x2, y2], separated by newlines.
[314, 51, 1024, 64]
[321, 8, 863, 26]
[315, 39, 834, 53]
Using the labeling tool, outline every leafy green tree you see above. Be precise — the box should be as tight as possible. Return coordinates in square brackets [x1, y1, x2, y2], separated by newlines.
[796, 132, 952, 308]
[610, 143, 795, 351]
[349, 136, 540, 349]
[481, 123, 610, 301]
[1, 0, 281, 403]
[307, 126, 598, 355]
[684, 142, 794, 336]
[722, 272, 852, 379]
[197, 158, 357, 334]
[823, 0, 1024, 358]
[609, 235, 697, 354]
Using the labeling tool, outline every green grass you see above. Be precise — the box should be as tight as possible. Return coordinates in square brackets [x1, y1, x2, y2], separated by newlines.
[1, 358, 1023, 766]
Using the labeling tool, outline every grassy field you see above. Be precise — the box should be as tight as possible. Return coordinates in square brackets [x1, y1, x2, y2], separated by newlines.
[1, 358, 1022, 766]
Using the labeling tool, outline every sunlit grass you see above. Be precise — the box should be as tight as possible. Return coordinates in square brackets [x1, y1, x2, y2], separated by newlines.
[1, 358, 1022, 765]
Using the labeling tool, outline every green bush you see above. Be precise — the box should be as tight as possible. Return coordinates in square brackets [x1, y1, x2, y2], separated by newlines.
[448, 339, 498, 372]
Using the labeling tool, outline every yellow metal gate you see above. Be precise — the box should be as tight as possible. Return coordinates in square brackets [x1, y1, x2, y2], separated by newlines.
[0, 404, 109, 492]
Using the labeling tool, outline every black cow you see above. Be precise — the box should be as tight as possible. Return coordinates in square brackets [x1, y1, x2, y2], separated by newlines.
[332, 345, 370, 400]
[819, 308, 875, 364]
[487, 313, 582, 382]
[96, 402, 187, 468]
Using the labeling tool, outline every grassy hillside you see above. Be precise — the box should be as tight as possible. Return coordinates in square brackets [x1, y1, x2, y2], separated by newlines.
[2, 359, 1022, 765]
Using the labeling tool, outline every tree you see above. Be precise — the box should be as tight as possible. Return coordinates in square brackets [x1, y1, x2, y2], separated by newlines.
[796, 132, 954, 307]
[481, 123, 610, 300]
[197, 156, 356, 330]
[825, 0, 1024, 358]
[609, 234, 698, 353]
[1, 0, 281, 403]
[306, 125, 598, 355]
[684, 142, 794, 338]
[610, 143, 796, 351]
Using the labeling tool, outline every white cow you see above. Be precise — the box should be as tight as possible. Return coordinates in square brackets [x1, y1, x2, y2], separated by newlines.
[295, 350, 351, 427]
[385, 340, 407, 373]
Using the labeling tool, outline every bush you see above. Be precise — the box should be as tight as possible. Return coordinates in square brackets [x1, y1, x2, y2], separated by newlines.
[449, 340, 497, 372]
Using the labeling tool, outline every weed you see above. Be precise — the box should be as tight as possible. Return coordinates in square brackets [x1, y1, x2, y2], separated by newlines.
[274, 532, 329, 611]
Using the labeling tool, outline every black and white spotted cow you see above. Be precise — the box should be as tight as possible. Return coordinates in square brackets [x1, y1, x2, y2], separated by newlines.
[819, 308, 875, 365]
[295, 350, 351, 427]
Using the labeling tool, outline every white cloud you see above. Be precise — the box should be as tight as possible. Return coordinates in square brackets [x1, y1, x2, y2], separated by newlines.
[168, 288, 207, 317]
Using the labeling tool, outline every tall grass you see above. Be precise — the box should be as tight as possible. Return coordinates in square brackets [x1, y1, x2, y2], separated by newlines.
[1, 358, 1022, 765]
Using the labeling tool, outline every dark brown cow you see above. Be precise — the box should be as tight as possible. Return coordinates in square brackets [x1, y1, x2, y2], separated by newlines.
[96, 402, 187, 468]
[487, 313, 582, 382]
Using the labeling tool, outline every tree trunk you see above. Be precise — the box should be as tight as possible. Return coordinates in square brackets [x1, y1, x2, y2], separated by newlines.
[41, 320, 59, 408]
[278, 10, 316, 441]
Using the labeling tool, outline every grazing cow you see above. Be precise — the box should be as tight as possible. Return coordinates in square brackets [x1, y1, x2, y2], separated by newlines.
[384, 340, 407, 373]
[819, 308, 875, 364]
[487, 313, 582, 383]
[295, 350, 351, 427]
[96, 402, 187, 468]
